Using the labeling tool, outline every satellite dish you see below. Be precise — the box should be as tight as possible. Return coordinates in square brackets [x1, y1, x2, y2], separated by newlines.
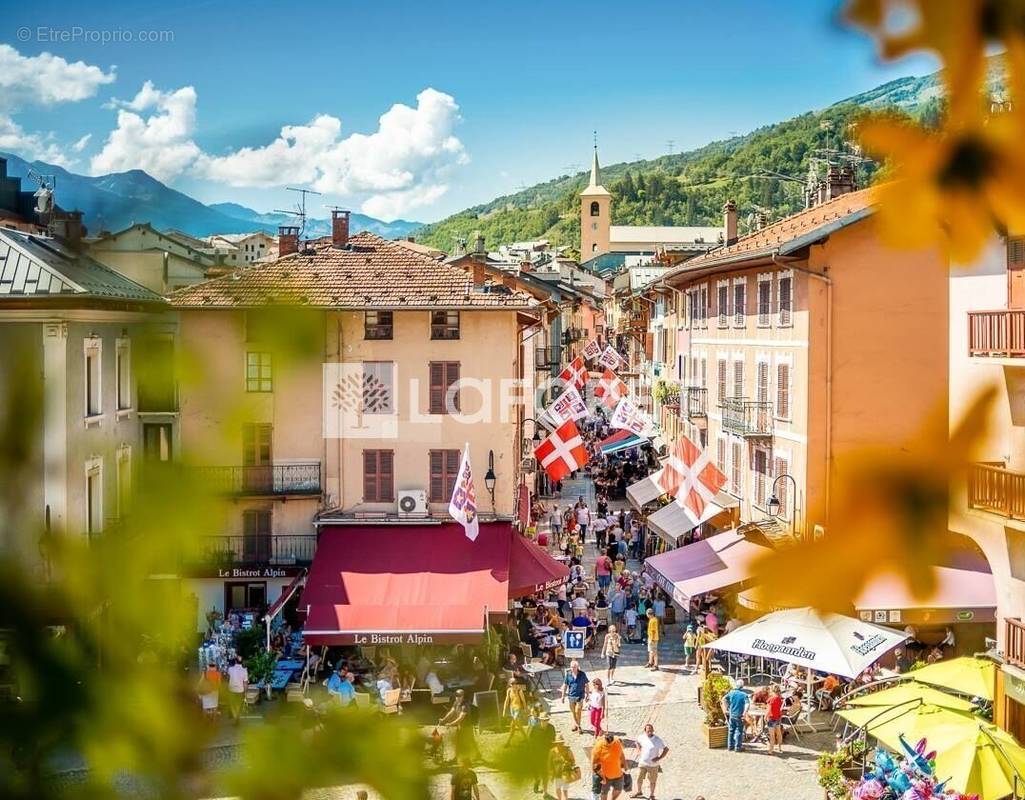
[34, 186, 54, 216]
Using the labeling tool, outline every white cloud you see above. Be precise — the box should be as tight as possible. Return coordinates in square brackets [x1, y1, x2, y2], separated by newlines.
[90, 81, 201, 181]
[197, 88, 467, 217]
[0, 45, 114, 166]
[71, 133, 92, 153]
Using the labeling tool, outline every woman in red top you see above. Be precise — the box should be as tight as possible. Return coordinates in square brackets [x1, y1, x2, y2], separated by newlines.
[766, 684, 784, 754]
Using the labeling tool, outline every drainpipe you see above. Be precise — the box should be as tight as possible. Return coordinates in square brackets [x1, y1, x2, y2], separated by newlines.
[773, 252, 832, 527]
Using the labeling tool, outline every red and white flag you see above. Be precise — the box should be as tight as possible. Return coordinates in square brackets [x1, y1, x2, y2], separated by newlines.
[597, 346, 623, 370]
[557, 355, 589, 390]
[581, 338, 602, 361]
[534, 419, 588, 483]
[594, 368, 628, 408]
[448, 443, 480, 541]
[610, 397, 652, 437]
[544, 385, 588, 425]
[656, 435, 728, 526]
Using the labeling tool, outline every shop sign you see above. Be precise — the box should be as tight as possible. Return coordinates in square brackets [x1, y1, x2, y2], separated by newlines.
[214, 566, 304, 579]
[353, 633, 436, 645]
[563, 629, 585, 659]
[956, 610, 975, 621]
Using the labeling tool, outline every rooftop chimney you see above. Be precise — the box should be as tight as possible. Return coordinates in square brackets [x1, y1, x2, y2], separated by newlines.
[755, 210, 769, 230]
[825, 165, 856, 201]
[278, 225, 300, 257]
[50, 210, 85, 250]
[520, 259, 533, 273]
[723, 200, 738, 246]
[471, 253, 486, 288]
[474, 232, 485, 256]
[331, 209, 350, 248]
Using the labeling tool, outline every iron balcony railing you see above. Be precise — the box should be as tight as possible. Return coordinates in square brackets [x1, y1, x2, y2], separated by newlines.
[968, 462, 1025, 519]
[194, 463, 321, 496]
[968, 309, 1025, 358]
[661, 384, 681, 409]
[720, 397, 773, 437]
[1007, 618, 1025, 670]
[685, 386, 707, 418]
[199, 534, 318, 566]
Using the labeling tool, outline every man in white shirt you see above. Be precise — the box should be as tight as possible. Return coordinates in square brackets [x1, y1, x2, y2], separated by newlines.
[635, 722, 669, 798]
[593, 515, 609, 550]
[425, 671, 445, 697]
[576, 505, 591, 541]
[226, 656, 248, 724]
[571, 594, 589, 614]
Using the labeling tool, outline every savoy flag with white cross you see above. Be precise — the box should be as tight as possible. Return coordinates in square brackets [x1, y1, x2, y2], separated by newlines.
[557, 355, 589, 390]
[656, 434, 728, 527]
[448, 443, 480, 541]
[609, 397, 653, 437]
[594, 368, 628, 409]
[534, 418, 588, 483]
[581, 338, 602, 361]
[544, 385, 588, 426]
[597, 346, 623, 370]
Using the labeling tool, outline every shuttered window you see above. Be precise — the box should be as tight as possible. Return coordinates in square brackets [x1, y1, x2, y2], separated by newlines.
[773, 455, 790, 518]
[717, 359, 727, 402]
[362, 361, 394, 414]
[731, 441, 743, 497]
[717, 284, 729, 327]
[1009, 237, 1025, 266]
[754, 448, 768, 507]
[778, 274, 793, 326]
[429, 362, 460, 414]
[429, 449, 461, 503]
[756, 361, 769, 404]
[732, 359, 744, 398]
[757, 279, 771, 326]
[431, 310, 460, 340]
[776, 363, 791, 420]
[733, 281, 746, 327]
[363, 449, 394, 502]
[716, 437, 727, 474]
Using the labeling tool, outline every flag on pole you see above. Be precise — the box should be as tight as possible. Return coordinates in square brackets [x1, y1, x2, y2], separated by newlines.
[448, 443, 480, 541]
[656, 434, 728, 525]
[534, 419, 588, 483]
[557, 355, 588, 390]
[544, 385, 588, 425]
[610, 397, 653, 437]
[581, 338, 602, 361]
[598, 346, 623, 370]
[594, 368, 628, 408]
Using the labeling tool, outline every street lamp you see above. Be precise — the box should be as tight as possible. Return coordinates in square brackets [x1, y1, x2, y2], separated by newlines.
[484, 449, 497, 506]
[766, 473, 798, 537]
[522, 417, 545, 448]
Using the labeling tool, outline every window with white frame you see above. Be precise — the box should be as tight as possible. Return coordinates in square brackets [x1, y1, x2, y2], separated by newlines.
[733, 279, 746, 327]
[778, 272, 793, 326]
[757, 276, 772, 326]
[116, 445, 131, 518]
[753, 447, 769, 508]
[773, 453, 791, 519]
[717, 282, 730, 327]
[116, 338, 131, 411]
[84, 338, 102, 417]
[246, 352, 273, 393]
[731, 440, 743, 496]
[776, 361, 792, 420]
[86, 459, 103, 537]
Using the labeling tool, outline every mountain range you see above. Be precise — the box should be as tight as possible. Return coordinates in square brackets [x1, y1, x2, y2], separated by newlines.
[0, 152, 423, 240]
[415, 56, 1006, 254]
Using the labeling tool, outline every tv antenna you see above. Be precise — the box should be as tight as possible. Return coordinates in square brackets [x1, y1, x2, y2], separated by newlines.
[26, 169, 56, 221]
[666, 139, 675, 156]
[274, 186, 321, 240]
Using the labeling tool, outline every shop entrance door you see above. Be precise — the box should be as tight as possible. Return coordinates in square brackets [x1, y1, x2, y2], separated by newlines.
[225, 581, 266, 613]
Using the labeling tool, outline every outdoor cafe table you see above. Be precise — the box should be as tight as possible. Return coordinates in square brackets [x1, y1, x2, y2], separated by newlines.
[275, 659, 304, 671]
[522, 662, 554, 695]
[254, 670, 292, 693]
[746, 703, 769, 744]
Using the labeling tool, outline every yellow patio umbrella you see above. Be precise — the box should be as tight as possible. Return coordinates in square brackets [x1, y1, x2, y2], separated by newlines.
[911, 657, 995, 702]
[837, 702, 983, 753]
[846, 682, 976, 713]
[936, 727, 1025, 800]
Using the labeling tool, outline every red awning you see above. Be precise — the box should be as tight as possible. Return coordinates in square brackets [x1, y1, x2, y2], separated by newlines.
[264, 569, 306, 623]
[300, 522, 512, 646]
[508, 534, 569, 598]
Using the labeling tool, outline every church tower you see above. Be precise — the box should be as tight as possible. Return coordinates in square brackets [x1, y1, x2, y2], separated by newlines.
[580, 143, 611, 259]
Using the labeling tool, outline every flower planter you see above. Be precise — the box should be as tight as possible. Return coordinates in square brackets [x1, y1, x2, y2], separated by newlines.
[703, 723, 728, 749]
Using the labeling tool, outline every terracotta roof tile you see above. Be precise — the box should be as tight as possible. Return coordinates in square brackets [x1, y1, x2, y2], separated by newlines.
[674, 187, 875, 273]
[169, 231, 537, 310]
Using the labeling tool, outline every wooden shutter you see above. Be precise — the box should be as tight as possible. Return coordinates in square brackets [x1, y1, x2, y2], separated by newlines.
[778, 275, 792, 326]
[733, 360, 744, 398]
[718, 285, 729, 326]
[644, 332, 654, 361]
[776, 363, 790, 419]
[363, 450, 378, 501]
[446, 449, 460, 498]
[773, 456, 789, 515]
[429, 362, 445, 414]
[716, 438, 726, 473]
[446, 362, 461, 412]
[731, 441, 743, 495]
[754, 449, 767, 506]
[379, 450, 394, 501]
[757, 362, 769, 403]
[429, 450, 445, 502]
[717, 359, 727, 401]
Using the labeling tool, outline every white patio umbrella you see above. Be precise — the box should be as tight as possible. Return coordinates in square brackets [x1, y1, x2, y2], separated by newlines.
[704, 607, 908, 680]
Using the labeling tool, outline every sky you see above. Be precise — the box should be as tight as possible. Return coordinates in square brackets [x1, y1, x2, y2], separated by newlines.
[1, 0, 938, 223]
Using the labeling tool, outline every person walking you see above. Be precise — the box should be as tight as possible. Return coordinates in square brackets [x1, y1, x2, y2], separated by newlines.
[601, 624, 622, 685]
[595, 552, 613, 593]
[644, 609, 660, 671]
[588, 677, 608, 737]
[721, 678, 750, 753]
[766, 683, 784, 754]
[591, 732, 627, 800]
[549, 503, 563, 544]
[530, 711, 557, 793]
[226, 656, 248, 725]
[450, 758, 481, 800]
[610, 586, 627, 628]
[594, 513, 609, 551]
[549, 735, 579, 800]
[577, 503, 591, 544]
[502, 675, 529, 745]
[682, 624, 697, 673]
[561, 659, 589, 733]
[632, 722, 669, 800]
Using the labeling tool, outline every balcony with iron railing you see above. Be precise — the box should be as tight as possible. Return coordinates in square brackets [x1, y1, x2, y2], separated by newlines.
[1007, 618, 1025, 669]
[720, 397, 773, 437]
[197, 534, 318, 566]
[660, 384, 681, 410]
[968, 462, 1025, 519]
[685, 386, 708, 419]
[968, 309, 1025, 358]
[193, 462, 321, 496]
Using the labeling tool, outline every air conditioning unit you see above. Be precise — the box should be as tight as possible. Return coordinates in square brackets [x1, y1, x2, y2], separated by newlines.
[520, 457, 537, 473]
[397, 489, 429, 518]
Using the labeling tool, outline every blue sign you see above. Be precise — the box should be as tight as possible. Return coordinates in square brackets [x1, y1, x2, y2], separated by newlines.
[563, 629, 585, 658]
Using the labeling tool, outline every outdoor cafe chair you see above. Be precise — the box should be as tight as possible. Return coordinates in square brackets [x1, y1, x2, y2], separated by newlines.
[380, 688, 403, 714]
[519, 642, 534, 661]
[595, 606, 609, 629]
[353, 692, 372, 709]
[782, 703, 815, 741]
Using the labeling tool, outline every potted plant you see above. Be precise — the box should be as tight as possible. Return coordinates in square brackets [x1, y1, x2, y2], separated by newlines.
[700, 672, 732, 748]
[816, 739, 868, 799]
[245, 650, 277, 700]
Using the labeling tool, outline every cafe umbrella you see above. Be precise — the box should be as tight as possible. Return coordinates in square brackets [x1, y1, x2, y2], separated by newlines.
[703, 607, 908, 703]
